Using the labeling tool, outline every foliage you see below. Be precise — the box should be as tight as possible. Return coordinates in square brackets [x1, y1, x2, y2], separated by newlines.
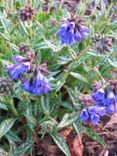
[0, 0, 117, 155]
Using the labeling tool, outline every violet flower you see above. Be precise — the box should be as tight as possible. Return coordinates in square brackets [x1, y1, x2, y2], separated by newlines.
[57, 19, 88, 45]
[7, 62, 30, 80]
[13, 55, 27, 63]
[21, 71, 51, 95]
[80, 106, 106, 124]
[92, 88, 105, 103]
[80, 109, 90, 121]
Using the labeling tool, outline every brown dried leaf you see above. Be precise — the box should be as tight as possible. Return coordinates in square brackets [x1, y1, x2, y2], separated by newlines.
[68, 134, 83, 156]
[59, 128, 72, 142]
[39, 135, 64, 156]
[104, 113, 117, 128]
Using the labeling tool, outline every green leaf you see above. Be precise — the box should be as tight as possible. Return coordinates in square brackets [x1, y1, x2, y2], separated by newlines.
[0, 147, 8, 156]
[35, 42, 49, 50]
[24, 114, 36, 127]
[24, 102, 36, 130]
[5, 131, 22, 143]
[73, 117, 82, 135]
[19, 19, 29, 36]
[51, 132, 70, 156]
[85, 127, 108, 147]
[0, 118, 16, 139]
[40, 95, 50, 115]
[57, 112, 78, 129]
[44, 39, 64, 52]
[0, 102, 8, 110]
[70, 72, 88, 84]
[108, 58, 117, 67]
[12, 139, 34, 156]
[0, 14, 10, 35]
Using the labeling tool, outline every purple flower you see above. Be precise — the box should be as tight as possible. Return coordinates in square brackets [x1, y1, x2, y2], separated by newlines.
[90, 114, 100, 124]
[104, 91, 116, 114]
[80, 109, 90, 121]
[57, 23, 68, 36]
[21, 71, 51, 95]
[88, 106, 106, 116]
[115, 93, 117, 102]
[57, 19, 88, 45]
[105, 91, 116, 105]
[80, 105, 106, 124]
[13, 55, 27, 63]
[92, 88, 105, 103]
[106, 103, 115, 114]
[57, 22, 75, 45]
[7, 62, 30, 80]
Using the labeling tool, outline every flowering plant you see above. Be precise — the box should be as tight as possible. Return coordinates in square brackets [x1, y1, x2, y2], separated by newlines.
[0, 0, 117, 155]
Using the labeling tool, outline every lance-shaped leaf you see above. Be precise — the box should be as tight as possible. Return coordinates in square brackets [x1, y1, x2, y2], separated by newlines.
[51, 131, 71, 156]
[0, 118, 16, 139]
[85, 127, 108, 147]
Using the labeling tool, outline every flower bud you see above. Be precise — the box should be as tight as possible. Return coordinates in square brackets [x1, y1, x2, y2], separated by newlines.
[19, 43, 30, 53]
[0, 77, 14, 95]
[19, 4, 35, 22]
[79, 94, 94, 106]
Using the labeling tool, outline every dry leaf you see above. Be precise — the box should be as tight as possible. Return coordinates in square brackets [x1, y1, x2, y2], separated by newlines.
[68, 133, 83, 156]
[104, 113, 117, 129]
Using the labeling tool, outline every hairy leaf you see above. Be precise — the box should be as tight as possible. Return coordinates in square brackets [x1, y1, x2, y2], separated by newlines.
[0, 118, 16, 139]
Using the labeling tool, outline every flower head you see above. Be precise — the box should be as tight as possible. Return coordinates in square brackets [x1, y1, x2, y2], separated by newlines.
[106, 91, 116, 104]
[90, 114, 100, 124]
[19, 43, 30, 53]
[21, 71, 51, 95]
[7, 62, 30, 80]
[13, 55, 27, 63]
[0, 77, 14, 95]
[19, 4, 35, 22]
[80, 106, 106, 125]
[92, 88, 105, 103]
[106, 103, 115, 114]
[79, 94, 94, 106]
[57, 18, 88, 45]
[80, 109, 90, 121]
[88, 106, 106, 116]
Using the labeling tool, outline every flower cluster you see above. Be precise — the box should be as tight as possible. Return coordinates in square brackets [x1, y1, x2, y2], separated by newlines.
[21, 70, 51, 95]
[7, 44, 51, 95]
[19, 43, 30, 54]
[80, 80, 117, 124]
[7, 55, 30, 80]
[0, 77, 14, 95]
[19, 4, 35, 22]
[91, 33, 115, 54]
[80, 106, 106, 124]
[57, 17, 88, 45]
[96, 37, 113, 53]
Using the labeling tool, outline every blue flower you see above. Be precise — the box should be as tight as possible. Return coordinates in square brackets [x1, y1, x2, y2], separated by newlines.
[105, 91, 116, 105]
[57, 20, 88, 45]
[80, 109, 90, 121]
[106, 103, 115, 114]
[57, 22, 75, 45]
[80, 106, 106, 124]
[92, 88, 105, 104]
[13, 55, 26, 63]
[7, 62, 30, 80]
[90, 114, 100, 124]
[21, 71, 51, 95]
[104, 91, 116, 114]
[88, 106, 106, 116]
